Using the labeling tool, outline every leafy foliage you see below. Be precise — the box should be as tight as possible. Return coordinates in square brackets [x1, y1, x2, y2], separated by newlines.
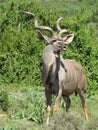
[0, 90, 9, 111]
[0, 0, 98, 97]
[0, 1, 98, 129]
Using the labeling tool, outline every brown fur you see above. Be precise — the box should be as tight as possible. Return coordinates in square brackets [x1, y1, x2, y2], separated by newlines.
[21, 11, 88, 125]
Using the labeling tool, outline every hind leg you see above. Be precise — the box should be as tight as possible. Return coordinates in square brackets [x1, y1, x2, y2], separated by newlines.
[63, 96, 71, 112]
[79, 90, 88, 121]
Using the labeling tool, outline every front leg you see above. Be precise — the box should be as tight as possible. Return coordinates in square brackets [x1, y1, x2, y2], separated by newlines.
[45, 87, 52, 125]
[53, 88, 62, 112]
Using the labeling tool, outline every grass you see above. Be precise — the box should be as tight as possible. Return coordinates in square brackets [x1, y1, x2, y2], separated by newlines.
[0, 86, 98, 130]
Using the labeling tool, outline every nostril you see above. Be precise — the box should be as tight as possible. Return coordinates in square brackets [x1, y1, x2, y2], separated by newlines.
[63, 45, 68, 50]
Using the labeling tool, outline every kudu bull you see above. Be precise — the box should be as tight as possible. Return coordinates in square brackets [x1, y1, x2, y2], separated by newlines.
[22, 11, 88, 125]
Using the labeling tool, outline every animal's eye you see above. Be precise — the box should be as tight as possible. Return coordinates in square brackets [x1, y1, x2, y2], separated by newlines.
[52, 39, 57, 42]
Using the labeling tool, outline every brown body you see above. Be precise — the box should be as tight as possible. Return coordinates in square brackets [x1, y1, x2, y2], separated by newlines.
[42, 49, 87, 97]
[42, 44, 88, 125]
[22, 11, 88, 125]
[62, 59, 86, 96]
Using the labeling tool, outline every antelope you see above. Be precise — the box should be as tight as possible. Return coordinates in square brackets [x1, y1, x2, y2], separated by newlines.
[22, 11, 88, 125]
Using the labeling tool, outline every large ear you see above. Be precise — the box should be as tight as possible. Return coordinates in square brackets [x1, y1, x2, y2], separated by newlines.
[63, 34, 74, 44]
[36, 30, 51, 43]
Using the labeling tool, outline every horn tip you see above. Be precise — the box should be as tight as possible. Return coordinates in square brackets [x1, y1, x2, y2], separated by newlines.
[59, 17, 63, 20]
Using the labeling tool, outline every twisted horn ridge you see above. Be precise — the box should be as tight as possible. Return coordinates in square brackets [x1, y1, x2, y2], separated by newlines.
[58, 29, 67, 38]
[56, 17, 67, 38]
[21, 11, 55, 37]
[56, 17, 63, 31]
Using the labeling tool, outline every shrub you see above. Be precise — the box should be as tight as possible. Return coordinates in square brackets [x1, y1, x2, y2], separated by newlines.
[0, 90, 9, 111]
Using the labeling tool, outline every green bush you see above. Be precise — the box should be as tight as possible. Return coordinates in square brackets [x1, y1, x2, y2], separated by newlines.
[0, 90, 9, 111]
[0, 0, 98, 96]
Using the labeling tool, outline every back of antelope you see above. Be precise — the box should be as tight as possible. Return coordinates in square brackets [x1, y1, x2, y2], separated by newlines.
[22, 11, 88, 125]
